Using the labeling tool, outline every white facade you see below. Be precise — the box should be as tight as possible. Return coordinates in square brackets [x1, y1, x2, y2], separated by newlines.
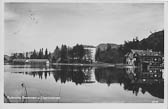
[89, 48, 96, 62]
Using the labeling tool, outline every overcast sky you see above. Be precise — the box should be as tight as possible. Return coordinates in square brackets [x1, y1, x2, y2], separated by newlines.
[4, 3, 164, 55]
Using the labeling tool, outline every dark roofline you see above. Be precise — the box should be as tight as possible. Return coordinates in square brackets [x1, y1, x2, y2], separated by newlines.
[129, 49, 162, 56]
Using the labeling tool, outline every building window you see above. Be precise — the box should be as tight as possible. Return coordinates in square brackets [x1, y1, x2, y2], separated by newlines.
[154, 58, 157, 61]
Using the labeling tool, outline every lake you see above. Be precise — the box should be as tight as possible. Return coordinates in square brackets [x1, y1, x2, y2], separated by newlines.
[4, 64, 164, 103]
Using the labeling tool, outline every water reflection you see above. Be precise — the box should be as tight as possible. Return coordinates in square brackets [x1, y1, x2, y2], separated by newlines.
[11, 64, 50, 68]
[52, 66, 93, 85]
[95, 68, 124, 86]
[12, 66, 93, 85]
[12, 71, 51, 80]
[10, 65, 164, 99]
[123, 67, 164, 99]
[95, 67, 164, 99]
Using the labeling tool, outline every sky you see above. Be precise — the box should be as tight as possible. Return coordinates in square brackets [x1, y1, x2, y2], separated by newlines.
[4, 3, 164, 55]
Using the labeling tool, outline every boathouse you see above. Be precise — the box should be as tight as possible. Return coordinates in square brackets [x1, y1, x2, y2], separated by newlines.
[13, 59, 27, 64]
[13, 59, 49, 65]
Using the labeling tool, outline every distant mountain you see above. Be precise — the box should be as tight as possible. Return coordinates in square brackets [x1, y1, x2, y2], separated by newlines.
[96, 43, 120, 51]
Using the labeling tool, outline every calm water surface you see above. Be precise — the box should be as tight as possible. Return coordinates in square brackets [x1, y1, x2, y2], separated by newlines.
[4, 65, 164, 103]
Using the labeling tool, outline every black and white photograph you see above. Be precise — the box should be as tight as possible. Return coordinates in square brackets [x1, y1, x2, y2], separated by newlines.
[3, 1, 166, 105]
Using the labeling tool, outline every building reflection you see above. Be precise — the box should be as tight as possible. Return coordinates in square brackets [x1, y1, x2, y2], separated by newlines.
[95, 67, 164, 99]
[123, 67, 164, 99]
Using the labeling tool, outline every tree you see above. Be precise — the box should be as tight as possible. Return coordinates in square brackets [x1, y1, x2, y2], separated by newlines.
[60, 45, 68, 62]
[41, 48, 44, 59]
[95, 48, 100, 61]
[26, 52, 29, 59]
[18, 53, 25, 59]
[72, 44, 85, 63]
[30, 49, 38, 59]
[11, 53, 17, 59]
[53, 46, 60, 59]
[45, 48, 48, 59]
[48, 52, 52, 61]
[38, 49, 42, 59]
[106, 44, 111, 51]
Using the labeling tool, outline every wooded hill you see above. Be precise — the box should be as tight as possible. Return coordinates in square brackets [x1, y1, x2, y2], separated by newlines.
[95, 30, 164, 63]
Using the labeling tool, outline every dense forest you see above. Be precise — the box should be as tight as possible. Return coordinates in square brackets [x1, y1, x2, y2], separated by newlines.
[9, 44, 93, 64]
[10, 48, 52, 60]
[95, 30, 164, 63]
[52, 44, 92, 63]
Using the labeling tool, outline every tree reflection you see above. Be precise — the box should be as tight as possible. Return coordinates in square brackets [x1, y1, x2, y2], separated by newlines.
[12, 71, 51, 80]
[95, 68, 124, 86]
[95, 67, 164, 99]
[52, 66, 93, 85]
[11, 65, 164, 99]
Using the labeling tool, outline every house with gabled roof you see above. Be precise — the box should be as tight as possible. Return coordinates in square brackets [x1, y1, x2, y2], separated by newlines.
[125, 49, 163, 71]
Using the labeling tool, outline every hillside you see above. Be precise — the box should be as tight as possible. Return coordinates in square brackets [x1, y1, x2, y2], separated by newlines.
[95, 43, 122, 63]
[140, 30, 164, 53]
[97, 43, 120, 51]
[95, 30, 164, 63]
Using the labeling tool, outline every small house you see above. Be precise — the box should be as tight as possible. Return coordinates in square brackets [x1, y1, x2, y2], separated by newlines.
[125, 49, 163, 70]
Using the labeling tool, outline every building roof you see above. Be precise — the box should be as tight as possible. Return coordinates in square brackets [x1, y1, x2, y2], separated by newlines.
[13, 59, 27, 62]
[13, 59, 49, 62]
[131, 49, 161, 56]
[28, 59, 49, 62]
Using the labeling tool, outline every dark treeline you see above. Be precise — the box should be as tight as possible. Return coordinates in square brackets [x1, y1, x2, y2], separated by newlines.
[10, 44, 93, 64]
[14, 66, 93, 85]
[95, 30, 164, 63]
[30, 48, 51, 59]
[10, 48, 51, 60]
[52, 44, 92, 63]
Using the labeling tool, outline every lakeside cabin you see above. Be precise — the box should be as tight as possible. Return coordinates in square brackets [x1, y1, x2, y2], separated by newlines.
[125, 49, 163, 71]
[13, 59, 49, 65]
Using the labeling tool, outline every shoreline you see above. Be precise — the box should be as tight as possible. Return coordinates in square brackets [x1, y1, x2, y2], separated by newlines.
[4, 62, 137, 68]
[51, 63, 137, 68]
